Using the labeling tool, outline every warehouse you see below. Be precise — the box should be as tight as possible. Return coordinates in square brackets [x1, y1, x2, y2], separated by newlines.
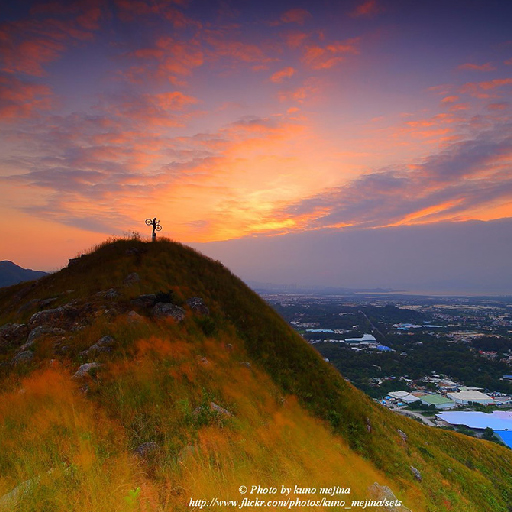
[447, 390, 493, 405]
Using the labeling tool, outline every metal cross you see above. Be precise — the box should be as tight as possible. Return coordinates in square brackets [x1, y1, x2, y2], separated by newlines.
[145, 217, 162, 241]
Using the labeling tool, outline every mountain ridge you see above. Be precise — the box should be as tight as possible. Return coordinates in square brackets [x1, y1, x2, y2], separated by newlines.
[0, 238, 511, 511]
[0, 260, 47, 288]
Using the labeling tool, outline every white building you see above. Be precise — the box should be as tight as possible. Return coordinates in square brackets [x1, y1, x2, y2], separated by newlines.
[447, 391, 493, 405]
[345, 333, 377, 343]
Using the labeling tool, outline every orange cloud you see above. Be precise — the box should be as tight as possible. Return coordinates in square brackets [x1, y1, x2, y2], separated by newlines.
[0, 75, 53, 120]
[506, 58, 512, 65]
[487, 102, 509, 111]
[115, 0, 196, 27]
[457, 62, 496, 72]
[205, 35, 275, 65]
[278, 79, 322, 104]
[441, 95, 459, 104]
[0, 2, 104, 77]
[350, 0, 381, 17]
[460, 78, 512, 97]
[1, 36, 64, 76]
[127, 36, 203, 83]
[302, 38, 359, 69]
[106, 91, 199, 128]
[283, 32, 308, 49]
[280, 9, 312, 25]
[270, 67, 295, 83]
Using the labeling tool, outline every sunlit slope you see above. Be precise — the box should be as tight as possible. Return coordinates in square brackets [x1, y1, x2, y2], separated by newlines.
[0, 238, 511, 512]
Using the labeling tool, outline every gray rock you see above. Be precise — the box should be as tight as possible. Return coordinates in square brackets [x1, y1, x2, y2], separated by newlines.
[410, 466, 422, 481]
[17, 340, 34, 353]
[131, 294, 157, 308]
[368, 482, 411, 511]
[186, 297, 209, 316]
[27, 325, 65, 344]
[152, 302, 185, 322]
[127, 310, 143, 322]
[366, 417, 372, 433]
[73, 362, 101, 379]
[209, 402, 233, 417]
[0, 475, 40, 510]
[239, 362, 251, 368]
[82, 335, 116, 356]
[12, 351, 33, 365]
[398, 429, 407, 443]
[193, 402, 233, 418]
[29, 304, 78, 327]
[96, 288, 119, 299]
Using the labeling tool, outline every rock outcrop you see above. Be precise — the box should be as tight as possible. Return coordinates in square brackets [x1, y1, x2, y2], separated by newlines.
[152, 302, 185, 322]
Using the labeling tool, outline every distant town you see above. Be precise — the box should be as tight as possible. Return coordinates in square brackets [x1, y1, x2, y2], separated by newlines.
[261, 290, 512, 448]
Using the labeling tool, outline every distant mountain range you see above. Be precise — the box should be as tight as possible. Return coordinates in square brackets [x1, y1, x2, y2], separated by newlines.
[0, 261, 47, 288]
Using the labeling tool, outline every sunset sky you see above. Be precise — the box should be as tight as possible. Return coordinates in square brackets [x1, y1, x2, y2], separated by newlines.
[1, 0, 512, 293]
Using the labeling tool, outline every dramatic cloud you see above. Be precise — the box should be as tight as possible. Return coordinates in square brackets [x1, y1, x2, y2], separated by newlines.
[279, 124, 512, 230]
[2, 0, 512, 286]
[302, 38, 359, 69]
[0, 75, 54, 119]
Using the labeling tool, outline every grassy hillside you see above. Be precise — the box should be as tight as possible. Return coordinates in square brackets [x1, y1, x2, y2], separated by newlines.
[0, 237, 511, 511]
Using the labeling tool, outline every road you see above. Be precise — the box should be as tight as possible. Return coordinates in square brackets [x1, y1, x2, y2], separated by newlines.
[388, 406, 437, 426]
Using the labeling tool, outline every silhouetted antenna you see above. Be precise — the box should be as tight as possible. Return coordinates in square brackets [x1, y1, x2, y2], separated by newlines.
[145, 217, 162, 241]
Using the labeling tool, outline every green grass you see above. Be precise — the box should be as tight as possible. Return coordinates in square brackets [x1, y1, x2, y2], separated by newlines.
[0, 238, 511, 511]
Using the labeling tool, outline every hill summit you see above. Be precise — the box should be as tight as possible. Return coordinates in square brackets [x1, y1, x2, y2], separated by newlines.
[0, 238, 511, 511]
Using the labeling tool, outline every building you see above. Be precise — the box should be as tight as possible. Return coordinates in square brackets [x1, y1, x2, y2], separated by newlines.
[420, 394, 456, 410]
[388, 391, 421, 404]
[344, 333, 377, 343]
[436, 411, 512, 448]
[447, 390, 494, 405]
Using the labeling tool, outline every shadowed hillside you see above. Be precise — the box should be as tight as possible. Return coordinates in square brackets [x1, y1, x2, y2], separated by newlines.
[0, 238, 511, 511]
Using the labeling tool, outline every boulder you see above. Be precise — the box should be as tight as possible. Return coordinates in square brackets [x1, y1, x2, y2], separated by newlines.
[73, 362, 101, 379]
[186, 297, 209, 316]
[29, 304, 79, 328]
[12, 351, 33, 365]
[81, 336, 116, 356]
[96, 288, 119, 299]
[410, 466, 422, 481]
[127, 310, 143, 322]
[368, 482, 411, 511]
[209, 402, 233, 417]
[152, 303, 185, 322]
[27, 326, 66, 344]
